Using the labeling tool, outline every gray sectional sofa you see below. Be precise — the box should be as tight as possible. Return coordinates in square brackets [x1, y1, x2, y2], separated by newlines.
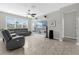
[8, 29, 31, 36]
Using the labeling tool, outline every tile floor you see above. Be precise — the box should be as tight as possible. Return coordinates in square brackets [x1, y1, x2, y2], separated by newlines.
[0, 34, 79, 55]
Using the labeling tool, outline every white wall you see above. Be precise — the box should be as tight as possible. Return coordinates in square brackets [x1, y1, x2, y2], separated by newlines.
[46, 11, 62, 40]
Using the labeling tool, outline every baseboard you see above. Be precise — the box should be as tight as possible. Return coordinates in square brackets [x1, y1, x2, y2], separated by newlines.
[54, 37, 59, 40]
[54, 37, 63, 42]
[64, 36, 76, 39]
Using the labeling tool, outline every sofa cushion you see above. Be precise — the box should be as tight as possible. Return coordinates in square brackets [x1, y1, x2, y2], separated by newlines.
[8, 29, 31, 36]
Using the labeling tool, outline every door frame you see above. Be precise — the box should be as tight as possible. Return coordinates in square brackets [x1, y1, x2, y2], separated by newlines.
[62, 10, 77, 40]
[63, 11, 77, 39]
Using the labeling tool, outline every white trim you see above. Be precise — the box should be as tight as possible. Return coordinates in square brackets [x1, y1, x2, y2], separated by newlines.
[64, 36, 76, 39]
[63, 11, 77, 41]
[53, 37, 63, 42]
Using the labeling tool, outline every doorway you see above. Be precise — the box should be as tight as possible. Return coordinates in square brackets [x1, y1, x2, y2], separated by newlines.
[31, 19, 48, 37]
[64, 11, 77, 40]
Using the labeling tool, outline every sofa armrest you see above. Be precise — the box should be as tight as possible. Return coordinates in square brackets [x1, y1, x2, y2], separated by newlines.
[12, 36, 24, 40]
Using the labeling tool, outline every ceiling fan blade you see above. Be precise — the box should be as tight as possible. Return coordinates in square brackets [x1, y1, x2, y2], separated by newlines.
[31, 13, 36, 17]
[31, 14, 36, 15]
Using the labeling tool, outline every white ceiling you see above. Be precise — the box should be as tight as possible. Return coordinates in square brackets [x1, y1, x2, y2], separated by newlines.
[0, 3, 73, 17]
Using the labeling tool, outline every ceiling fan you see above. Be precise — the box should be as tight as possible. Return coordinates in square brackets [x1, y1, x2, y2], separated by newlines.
[26, 9, 37, 17]
[26, 5, 39, 18]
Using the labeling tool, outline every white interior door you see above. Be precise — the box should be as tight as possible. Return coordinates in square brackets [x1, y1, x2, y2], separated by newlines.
[64, 12, 76, 39]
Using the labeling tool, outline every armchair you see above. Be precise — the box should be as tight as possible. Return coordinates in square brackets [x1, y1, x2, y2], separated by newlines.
[1, 30, 25, 50]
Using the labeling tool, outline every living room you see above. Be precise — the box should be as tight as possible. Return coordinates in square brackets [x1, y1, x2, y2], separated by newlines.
[0, 3, 79, 55]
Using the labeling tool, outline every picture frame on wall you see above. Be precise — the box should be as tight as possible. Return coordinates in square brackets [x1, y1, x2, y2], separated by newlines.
[50, 20, 56, 27]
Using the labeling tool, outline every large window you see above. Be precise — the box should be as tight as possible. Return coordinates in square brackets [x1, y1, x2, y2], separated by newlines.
[22, 19, 28, 28]
[16, 19, 28, 29]
[6, 16, 28, 29]
[6, 16, 16, 29]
